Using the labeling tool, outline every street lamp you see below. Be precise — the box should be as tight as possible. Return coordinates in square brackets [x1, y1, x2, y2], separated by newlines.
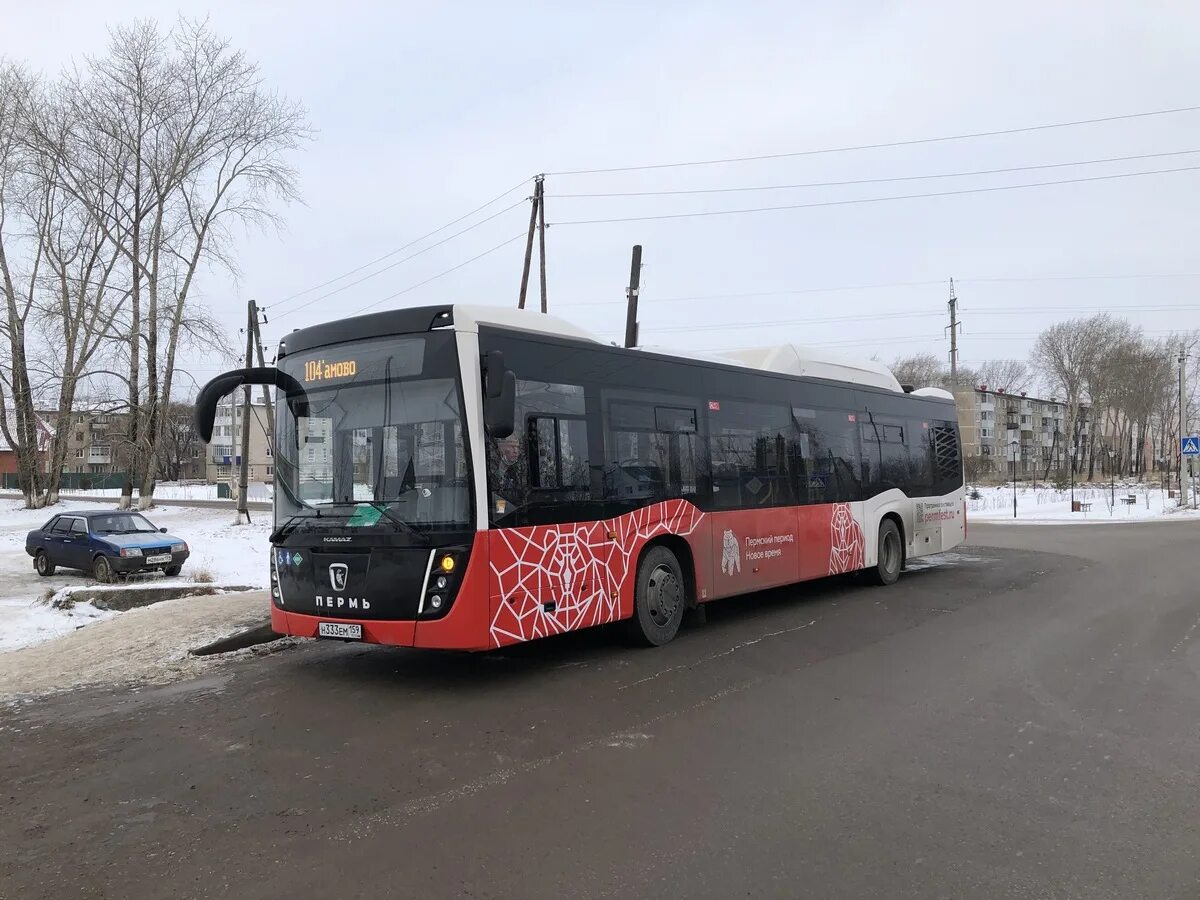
[1010, 439, 1019, 519]
[1107, 447, 1115, 511]
[1068, 444, 1077, 510]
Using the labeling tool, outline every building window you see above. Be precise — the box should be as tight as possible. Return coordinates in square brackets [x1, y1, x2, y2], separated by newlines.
[75, 449, 83, 458]
[75, 431, 83, 442]
[981, 445, 992, 456]
[265, 465, 273, 477]
[191, 448, 199, 459]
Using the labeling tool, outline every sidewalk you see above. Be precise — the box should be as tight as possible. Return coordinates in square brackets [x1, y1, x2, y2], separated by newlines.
[0, 590, 280, 702]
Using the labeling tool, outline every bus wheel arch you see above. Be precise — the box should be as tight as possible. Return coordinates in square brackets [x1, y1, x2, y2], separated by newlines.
[624, 537, 694, 646]
[869, 514, 905, 586]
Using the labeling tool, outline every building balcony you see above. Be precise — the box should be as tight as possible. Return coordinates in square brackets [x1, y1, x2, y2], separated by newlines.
[87, 449, 111, 463]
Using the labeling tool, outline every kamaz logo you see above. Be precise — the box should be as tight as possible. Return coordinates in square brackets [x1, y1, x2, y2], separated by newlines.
[329, 563, 348, 592]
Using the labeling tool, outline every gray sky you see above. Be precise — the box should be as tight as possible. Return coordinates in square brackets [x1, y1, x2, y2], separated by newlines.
[9, 1, 1200, 391]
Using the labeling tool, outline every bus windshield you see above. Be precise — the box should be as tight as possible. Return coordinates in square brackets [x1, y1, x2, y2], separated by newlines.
[274, 332, 471, 533]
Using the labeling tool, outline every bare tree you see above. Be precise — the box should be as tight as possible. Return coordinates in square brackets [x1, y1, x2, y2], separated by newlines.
[45, 20, 306, 509]
[976, 359, 1031, 394]
[0, 63, 46, 505]
[890, 352, 944, 389]
[1031, 316, 1107, 476]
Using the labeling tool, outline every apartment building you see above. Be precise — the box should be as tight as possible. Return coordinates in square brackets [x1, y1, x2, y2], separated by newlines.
[43, 409, 131, 475]
[954, 387, 1089, 476]
[205, 396, 274, 484]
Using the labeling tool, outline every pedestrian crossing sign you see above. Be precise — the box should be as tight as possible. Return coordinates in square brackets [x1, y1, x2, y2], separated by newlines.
[1182, 436, 1200, 456]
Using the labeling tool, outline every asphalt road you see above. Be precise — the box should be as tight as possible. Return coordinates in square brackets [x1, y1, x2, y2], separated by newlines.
[3, 522, 1200, 899]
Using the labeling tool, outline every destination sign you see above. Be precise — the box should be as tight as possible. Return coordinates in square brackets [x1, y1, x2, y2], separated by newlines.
[303, 358, 358, 383]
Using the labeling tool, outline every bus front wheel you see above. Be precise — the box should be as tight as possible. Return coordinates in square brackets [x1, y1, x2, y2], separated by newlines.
[869, 519, 903, 586]
[626, 545, 687, 646]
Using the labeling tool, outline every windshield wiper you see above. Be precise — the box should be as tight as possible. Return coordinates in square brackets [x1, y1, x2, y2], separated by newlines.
[315, 500, 428, 543]
[271, 509, 322, 542]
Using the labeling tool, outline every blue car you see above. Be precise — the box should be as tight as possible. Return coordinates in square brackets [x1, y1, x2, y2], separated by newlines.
[26, 510, 190, 582]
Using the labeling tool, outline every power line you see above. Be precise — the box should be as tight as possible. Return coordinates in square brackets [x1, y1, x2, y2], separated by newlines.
[271, 198, 528, 321]
[550, 165, 1200, 226]
[265, 176, 531, 312]
[561, 273, 1200, 309]
[349, 232, 527, 316]
[546, 104, 1200, 176]
[550, 149, 1200, 198]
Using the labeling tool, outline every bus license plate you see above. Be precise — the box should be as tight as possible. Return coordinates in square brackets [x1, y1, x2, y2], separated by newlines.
[318, 622, 362, 640]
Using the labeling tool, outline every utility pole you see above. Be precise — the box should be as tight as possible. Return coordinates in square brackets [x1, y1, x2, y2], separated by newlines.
[947, 277, 960, 387]
[517, 175, 545, 310]
[536, 176, 548, 313]
[1180, 348, 1189, 503]
[237, 300, 254, 524]
[623, 244, 643, 348]
[249, 300, 274, 452]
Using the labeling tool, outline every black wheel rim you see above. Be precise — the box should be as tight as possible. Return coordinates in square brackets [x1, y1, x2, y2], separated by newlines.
[646, 564, 682, 628]
[882, 531, 900, 573]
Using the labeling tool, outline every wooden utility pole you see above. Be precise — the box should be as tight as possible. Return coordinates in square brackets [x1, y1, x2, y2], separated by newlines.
[947, 277, 960, 387]
[517, 175, 543, 310]
[250, 301, 274, 452]
[536, 176, 548, 313]
[236, 300, 254, 523]
[623, 244, 643, 348]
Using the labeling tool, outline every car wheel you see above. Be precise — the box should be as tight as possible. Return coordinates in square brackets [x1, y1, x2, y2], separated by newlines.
[164, 565, 181, 577]
[93, 555, 114, 584]
[35, 550, 56, 577]
[624, 545, 687, 647]
[869, 519, 903, 586]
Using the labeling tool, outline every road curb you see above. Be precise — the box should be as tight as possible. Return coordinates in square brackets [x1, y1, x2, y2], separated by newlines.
[190, 621, 277, 656]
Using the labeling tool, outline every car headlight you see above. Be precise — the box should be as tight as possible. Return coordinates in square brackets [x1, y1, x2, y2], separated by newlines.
[120, 547, 142, 558]
[172, 543, 187, 553]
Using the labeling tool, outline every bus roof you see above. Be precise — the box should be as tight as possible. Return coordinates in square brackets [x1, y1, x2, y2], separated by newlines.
[453, 305, 904, 393]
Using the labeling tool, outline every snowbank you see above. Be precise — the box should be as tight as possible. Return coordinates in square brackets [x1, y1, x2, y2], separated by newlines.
[0, 499, 270, 651]
[0, 590, 282, 701]
[967, 483, 1200, 524]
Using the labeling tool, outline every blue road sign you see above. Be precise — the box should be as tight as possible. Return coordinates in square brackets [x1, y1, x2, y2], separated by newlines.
[1182, 436, 1200, 456]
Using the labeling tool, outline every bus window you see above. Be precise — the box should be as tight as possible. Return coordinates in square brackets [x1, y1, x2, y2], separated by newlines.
[793, 407, 861, 504]
[930, 420, 963, 495]
[603, 398, 699, 503]
[709, 399, 794, 509]
[487, 379, 588, 524]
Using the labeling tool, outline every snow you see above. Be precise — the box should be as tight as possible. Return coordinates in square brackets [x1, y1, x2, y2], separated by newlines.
[0, 589, 282, 702]
[966, 483, 1200, 524]
[38, 481, 274, 502]
[0, 499, 270, 651]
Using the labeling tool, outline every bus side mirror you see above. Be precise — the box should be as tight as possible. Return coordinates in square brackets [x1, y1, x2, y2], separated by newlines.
[193, 367, 307, 442]
[482, 351, 516, 438]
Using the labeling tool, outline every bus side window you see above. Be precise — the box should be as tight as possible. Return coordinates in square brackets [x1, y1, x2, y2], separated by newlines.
[603, 399, 699, 503]
[795, 408, 861, 504]
[487, 379, 588, 524]
[709, 399, 794, 509]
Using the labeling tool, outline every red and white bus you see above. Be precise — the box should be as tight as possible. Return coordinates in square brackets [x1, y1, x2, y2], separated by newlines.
[194, 305, 965, 650]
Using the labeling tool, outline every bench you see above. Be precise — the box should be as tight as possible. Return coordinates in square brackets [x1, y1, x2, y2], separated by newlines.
[1120, 496, 1137, 506]
[1077, 501, 1093, 512]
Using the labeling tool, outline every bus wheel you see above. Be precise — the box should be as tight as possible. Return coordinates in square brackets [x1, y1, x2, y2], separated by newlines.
[627, 546, 687, 646]
[870, 519, 903, 586]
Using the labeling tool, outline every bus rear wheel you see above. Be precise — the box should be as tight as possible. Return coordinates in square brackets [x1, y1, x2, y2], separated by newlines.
[869, 519, 903, 586]
[626, 546, 687, 647]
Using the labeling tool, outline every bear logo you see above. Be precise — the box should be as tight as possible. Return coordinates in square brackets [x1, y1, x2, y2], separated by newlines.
[720, 528, 741, 575]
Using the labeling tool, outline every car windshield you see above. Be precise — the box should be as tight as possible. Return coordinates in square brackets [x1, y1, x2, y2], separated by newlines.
[90, 513, 159, 535]
[274, 331, 472, 534]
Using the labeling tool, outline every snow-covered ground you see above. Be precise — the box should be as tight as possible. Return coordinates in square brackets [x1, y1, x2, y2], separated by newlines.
[32, 481, 274, 502]
[967, 483, 1200, 523]
[0, 499, 270, 651]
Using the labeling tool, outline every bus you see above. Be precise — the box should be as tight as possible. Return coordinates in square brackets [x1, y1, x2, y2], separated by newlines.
[194, 304, 965, 651]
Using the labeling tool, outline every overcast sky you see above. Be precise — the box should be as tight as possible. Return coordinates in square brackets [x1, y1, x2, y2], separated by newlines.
[8, 1, 1200, 392]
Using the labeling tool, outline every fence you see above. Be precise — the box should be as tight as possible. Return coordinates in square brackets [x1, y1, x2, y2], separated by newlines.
[3, 472, 129, 491]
